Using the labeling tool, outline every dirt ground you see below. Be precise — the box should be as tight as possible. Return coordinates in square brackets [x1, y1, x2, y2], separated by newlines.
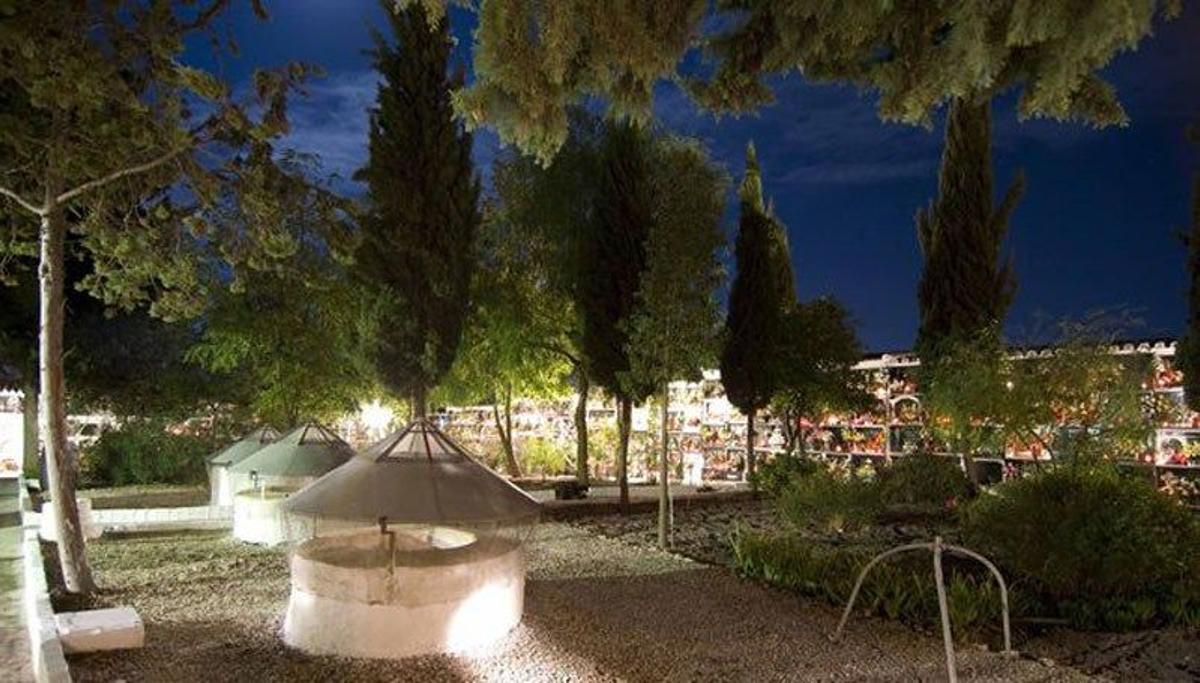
[50, 522, 1088, 683]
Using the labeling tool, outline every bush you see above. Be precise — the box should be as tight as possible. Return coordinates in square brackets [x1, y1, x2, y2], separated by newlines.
[875, 454, 971, 510]
[752, 454, 822, 497]
[81, 420, 213, 487]
[731, 529, 1019, 638]
[962, 464, 1200, 629]
[519, 437, 570, 477]
[776, 465, 880, 534]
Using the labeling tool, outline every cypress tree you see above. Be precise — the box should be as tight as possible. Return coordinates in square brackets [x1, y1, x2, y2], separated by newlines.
[1178, 125, 1200, 411]
[355, 1, 480, 416]
[576, 120, 654, 508]
[915, 99, 1024, 367]
[720, 143, 795, 482]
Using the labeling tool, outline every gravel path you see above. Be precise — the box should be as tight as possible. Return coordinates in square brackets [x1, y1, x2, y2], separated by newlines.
[60, 523, 1084, 682]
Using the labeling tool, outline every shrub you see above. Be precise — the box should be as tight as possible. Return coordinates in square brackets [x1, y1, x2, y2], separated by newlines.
[751, 454, 821, 497]
[962, 464, 1200, 629]
[81, 420, 213, 487]
[875, 454, 971, 510]
[731, 529, 1018, 638]
[776, 466, 879, 534]
[519, 437, 570, 477]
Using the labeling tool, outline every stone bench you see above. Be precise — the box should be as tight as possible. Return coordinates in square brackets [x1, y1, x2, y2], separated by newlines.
[56, 606, 144, 654]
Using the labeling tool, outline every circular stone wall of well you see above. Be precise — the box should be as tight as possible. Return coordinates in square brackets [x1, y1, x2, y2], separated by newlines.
[282, 528, 525, 658]
[232, 482, 309, 545]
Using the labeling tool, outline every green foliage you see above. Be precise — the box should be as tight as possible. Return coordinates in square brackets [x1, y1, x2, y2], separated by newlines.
[578, 120, 655, 404]
[962, 464, 1200, 629]
[455, 0, 706, 162]
[915, 100, 1023, 369]
[874, 455, 971, 509]
[519, 437, 571, 477]
[700, 1, 1182, 126]
[0, 1, 318, 318]
[776, 464, 880, 534]
[81, 421, 214, 488]
[923, 316, 1153, 462]
[750, 455, 822, 498]
[774, 455, 970, 532]
[354, 1, 480, 410]
[720, 143, 795, 416]
[187, 168, 373, 427]
[624, 136, 727, 394]
[772, 298, 871, 448]
[731, 531, 1018, 638]
[453, 1, 1181, 160]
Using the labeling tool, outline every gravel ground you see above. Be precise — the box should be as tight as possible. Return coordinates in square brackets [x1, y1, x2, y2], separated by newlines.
[571, 499, 1200, 682]
[57, 522, 1084, 682]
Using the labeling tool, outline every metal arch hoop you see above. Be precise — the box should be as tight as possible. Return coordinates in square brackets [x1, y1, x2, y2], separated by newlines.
[829, 536, 1012, 683]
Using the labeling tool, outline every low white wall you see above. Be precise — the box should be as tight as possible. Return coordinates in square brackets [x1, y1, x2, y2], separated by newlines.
[92, 505, 231, 533]
[19, 485, 73, 683]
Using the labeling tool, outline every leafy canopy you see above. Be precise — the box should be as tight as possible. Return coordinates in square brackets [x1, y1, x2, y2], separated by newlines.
[354, 0, 481, 406]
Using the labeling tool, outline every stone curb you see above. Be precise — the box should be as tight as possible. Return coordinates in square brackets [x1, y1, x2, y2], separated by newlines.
[19, 484, 72, 683]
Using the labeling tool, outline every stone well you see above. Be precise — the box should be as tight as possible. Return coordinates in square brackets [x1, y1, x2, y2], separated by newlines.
[231, 480, 312, 546]
[282, 527, 524, 658]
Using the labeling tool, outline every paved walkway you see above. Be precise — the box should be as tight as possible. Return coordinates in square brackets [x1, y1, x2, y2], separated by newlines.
[0, 478, 33, 682]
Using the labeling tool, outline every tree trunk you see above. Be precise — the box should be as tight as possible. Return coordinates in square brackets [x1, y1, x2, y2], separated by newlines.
[574, 371, 589, 486]
[411, 385, 427, 420]
[745, 406, 757, 488]
[657, 384, 670, 549]
[492, 385, 521, 478]
[40, 206, 96, 594]
[22, 384, 38, 481]
[616, 397, 631, 512]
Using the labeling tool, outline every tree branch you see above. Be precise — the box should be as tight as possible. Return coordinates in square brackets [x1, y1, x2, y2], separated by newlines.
[54, 145, 191, 207]
[0, 185, 44, 216]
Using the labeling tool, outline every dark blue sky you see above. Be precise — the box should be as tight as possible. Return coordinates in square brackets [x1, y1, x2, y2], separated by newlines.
[191, 2, 1200, 352]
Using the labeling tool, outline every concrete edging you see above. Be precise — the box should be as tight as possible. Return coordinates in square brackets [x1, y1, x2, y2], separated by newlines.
[91, 505, 232, 533]
[19, 486, 72, 683]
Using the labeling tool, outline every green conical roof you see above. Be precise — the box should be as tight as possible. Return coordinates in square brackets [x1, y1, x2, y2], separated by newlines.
[229, 422, 353, 478]
[207, 427, 278, 467]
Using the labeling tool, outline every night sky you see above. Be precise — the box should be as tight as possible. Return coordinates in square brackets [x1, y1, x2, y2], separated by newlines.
[189, 2, 1200, 352]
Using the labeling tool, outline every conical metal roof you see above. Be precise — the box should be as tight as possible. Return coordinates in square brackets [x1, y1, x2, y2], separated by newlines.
[229, 422, 353, 478]
[207, 427, 279, 467]
[284, 419, 541, 526]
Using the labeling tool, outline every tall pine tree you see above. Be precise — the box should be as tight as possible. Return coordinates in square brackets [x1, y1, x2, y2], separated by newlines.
[915, 100, 1024, 367]
[355, 1, 480, 417]
[720, 143, 795, 483]
[1178, 125, 1200, 411]
[577, 120, 655, 508]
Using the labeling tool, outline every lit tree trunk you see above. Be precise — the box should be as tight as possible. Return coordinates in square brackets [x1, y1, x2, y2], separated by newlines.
[411, 385, 427, 420]
[22, 384, 38, 481]
[616, 397, 631, 511]
[657, 383, 670, 549]
[745, 406, 757, 487]
[574, 371, 589, 486]
[40, 204, 96, 594]
[492, 384, 521, 477]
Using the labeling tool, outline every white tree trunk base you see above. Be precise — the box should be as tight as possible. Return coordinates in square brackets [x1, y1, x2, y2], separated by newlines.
[40, 498, 102, 542]
[283, 529, 525, 659]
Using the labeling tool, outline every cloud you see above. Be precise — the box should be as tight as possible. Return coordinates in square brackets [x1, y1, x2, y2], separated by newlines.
[280, 70, 378, 185]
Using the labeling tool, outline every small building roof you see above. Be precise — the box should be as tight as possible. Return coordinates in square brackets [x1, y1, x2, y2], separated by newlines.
[284, 419, 541, 526]
[229, 422, 353, 478]
[207, 426, 279, 467]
